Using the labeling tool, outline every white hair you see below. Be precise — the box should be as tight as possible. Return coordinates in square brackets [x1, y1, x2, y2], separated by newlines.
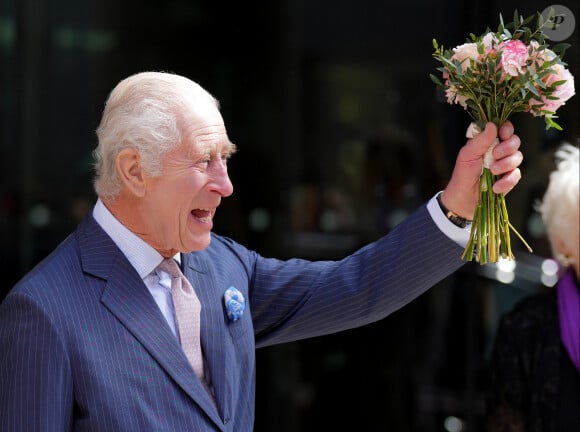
[93, 71, 219, 199]
[537, 143, 580, 260]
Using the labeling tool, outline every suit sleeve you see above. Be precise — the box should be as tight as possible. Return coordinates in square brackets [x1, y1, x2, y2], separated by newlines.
[0, 292, 74, 432]
[250, 204, 466, 346]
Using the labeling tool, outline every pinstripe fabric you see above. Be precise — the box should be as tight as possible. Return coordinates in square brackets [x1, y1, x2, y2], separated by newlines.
[0, 203, 465, 431]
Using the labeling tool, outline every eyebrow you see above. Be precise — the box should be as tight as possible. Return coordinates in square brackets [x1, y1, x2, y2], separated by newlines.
[192, 136, 237, 157]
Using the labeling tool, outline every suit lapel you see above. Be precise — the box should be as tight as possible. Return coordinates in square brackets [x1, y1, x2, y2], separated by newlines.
[76, 215, 223, 428]
[182, 253, 231, 419]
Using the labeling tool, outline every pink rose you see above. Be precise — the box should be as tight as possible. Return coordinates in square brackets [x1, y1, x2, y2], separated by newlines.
[529, 64, 575, 114]
[500, 39, 529, 76]
[451, 42, 479, 71]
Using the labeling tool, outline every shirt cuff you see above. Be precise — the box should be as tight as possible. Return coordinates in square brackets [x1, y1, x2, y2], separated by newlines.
[427, 193, 471, 248]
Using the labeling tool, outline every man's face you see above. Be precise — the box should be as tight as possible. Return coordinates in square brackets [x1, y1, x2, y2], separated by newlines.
[140, 102, 235, 256]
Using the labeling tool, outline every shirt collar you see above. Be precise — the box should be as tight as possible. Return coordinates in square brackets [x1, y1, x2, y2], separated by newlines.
[92, 198, 180, 278]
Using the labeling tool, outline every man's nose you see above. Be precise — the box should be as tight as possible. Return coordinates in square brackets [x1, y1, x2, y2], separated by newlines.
[211, 161, 234, 197]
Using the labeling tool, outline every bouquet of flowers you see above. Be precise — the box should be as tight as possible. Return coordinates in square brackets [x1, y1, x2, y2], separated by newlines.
[431, 10, 575, 264]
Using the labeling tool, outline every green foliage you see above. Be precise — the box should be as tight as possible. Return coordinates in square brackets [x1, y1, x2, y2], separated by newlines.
[432, 10, 573, 131]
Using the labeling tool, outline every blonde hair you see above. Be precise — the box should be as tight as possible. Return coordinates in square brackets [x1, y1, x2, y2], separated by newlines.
[537, 143, 580, 261]
[93, 71, 219, 199]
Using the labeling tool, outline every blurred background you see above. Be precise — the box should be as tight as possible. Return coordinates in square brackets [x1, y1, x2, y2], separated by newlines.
[1, 0, 578, 430]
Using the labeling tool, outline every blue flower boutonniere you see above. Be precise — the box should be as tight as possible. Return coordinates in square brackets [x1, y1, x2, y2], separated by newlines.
[224, 286, 245, 323]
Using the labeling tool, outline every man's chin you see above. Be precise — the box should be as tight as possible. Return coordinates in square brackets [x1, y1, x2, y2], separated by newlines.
[186, 234, 212, 252]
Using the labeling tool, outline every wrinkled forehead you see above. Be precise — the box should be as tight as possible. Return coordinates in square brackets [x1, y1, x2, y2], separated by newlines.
[178, 86, 224, 129]
[192, 130, 236, 156]
[179, 101, 235, 155]
[182, 94, 223, 125]
[183, 105, 227, 136]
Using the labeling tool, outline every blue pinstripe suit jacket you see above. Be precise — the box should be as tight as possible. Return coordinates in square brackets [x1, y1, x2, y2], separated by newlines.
[0, 203, 464, 431]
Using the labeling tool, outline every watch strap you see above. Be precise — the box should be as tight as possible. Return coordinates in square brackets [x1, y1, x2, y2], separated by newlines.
[436, 193, 471, 228]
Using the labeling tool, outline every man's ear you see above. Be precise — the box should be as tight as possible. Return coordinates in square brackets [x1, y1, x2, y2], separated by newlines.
[116, 148, 146, 197]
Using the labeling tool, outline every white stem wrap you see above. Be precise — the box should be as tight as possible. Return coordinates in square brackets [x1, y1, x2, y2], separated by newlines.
[465, 122, 497, 169]
[465, 122, 481, 139]
[483, 139, 499, 169]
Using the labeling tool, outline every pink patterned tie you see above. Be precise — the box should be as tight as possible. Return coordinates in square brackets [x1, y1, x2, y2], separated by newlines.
[158, 258, 205, 381]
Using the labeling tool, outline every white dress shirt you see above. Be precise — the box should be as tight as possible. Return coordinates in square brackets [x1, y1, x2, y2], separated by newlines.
[426, 193, 471, 247]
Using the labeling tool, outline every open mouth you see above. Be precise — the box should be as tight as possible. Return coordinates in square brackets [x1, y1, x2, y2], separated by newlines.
[191, 208, 213, 223]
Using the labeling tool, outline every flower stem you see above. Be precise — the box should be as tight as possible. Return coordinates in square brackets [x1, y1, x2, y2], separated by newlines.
[461, 165, 531, 264]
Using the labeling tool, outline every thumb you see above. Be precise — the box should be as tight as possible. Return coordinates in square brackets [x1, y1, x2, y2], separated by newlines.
[464, 122, 498, 159]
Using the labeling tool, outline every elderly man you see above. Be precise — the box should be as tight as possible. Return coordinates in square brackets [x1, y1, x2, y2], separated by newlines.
[0, 71, 522, 431]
